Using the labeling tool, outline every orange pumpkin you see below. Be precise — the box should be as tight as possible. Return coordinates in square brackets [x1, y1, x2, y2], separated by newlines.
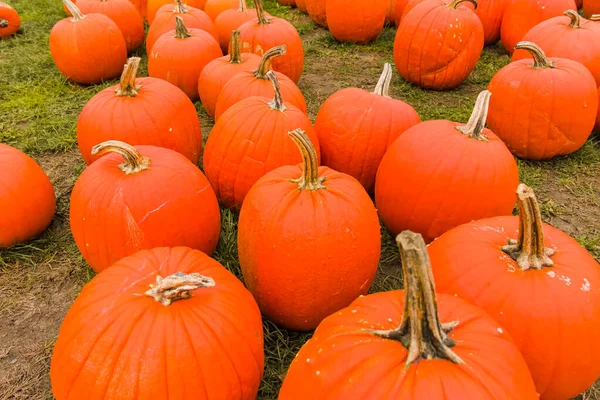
[214, 0, 259, 52]
[0, 1, 20, 37]
[204, 0, 237, 20]
[375, 91, 519, 243]
[488, 42, 597, 160]
[394, 0, 484, 90]
[0, 144, 56, 248]
[204, 72, 319, 209]
[238, 0, 304, 83]
[577, 0, 583, 8]
[475, 0, 509, 44]
[279, 231, 539, 399]
[501, 0, 577, 54]
[77, 57, 203, 165]
[385, 0, 395, 24]
[326, 0, 386, 43]
[296, 0, 307, 12]
[51, 247, 264, 400]
[400, 0, 475, 20]
[147, 0, 206, 23]
[306, 0, 326, 26]
[50, 0, 127, 84]
[146, 0, 217, 54]
[584, 0, 600, 16]
[70, 141, 221, 272]
[198, 30, 261, 118]
[315, 63, 420, 192]
[214, 45, 307, 120]
[393, 0, 409, 25]
[238, 129, 380, 331]
[126, 0, 147, 17]
[428, 185, 600, 400]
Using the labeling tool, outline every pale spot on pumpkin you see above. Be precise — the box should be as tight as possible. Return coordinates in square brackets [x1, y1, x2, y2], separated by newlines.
[582, 278, 591, 292]
[547, 271, 556, 278]
[351, 309, 357, 313]
[387, 318, 393, 322]
[497, 327, 503, 334]
[558, 275, 572, 286]
[306, 358, 311, 362]
[316, 370, 321, 376]
[169, 127, 173, 132]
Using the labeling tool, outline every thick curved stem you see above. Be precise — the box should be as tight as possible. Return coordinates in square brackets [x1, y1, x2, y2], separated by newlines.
[238, 0, 247, 11]
[288, 129, 326, 191]
[146, 272, 215, 306]
[254, 0, 270, 24]
[515, 41, 554, 69]
[229, 30, 243, 64]
[254, 45, 286, 79]
[456, 90, 491, 141]
[116, 57, 142, 97]
[91, 140, 150, 174]
[173, 0, 187, 13]
[266, 71, 286, 112]
[0, 19, 8, 28]
[590, 15, 600, 21]
[502, 184, 555, 271]
[174, 16, 191, 38]
[63, 0, 85, 21]
[373, 63, 393, 98]
[370, 231, 464, 367]
[447, 0, 477, 10]
[564, 10, 581, 28]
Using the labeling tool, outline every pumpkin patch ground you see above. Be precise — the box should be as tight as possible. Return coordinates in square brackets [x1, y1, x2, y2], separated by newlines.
[0, 0, 599, 399]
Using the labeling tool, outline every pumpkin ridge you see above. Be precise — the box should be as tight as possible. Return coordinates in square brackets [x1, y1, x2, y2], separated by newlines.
[176, 308, 211, 398]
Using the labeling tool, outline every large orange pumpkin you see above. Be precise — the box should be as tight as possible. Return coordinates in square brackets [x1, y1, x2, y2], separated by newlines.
[50, 0, 127, 84]
[204, 0, 237, 20]
[501, 0, 577, 54]
[326, 0, 386, 43]
[147, 0, 206, 23]
[238, 0, 304, 83]
[488, 42, 597, 160]
[315, 63, 420, 192]
[0, 2, 20, 38]
[214, 45, 307, 120]
[400, 0, 475, 19]
[204, 72, 319, 209]
[70, 141, 221, 272]
[584, 0, 600, 16]
[475, 0, 509, 44]
[77, 57, 202, 165]
[0, 144, 56, 248]
[428, 184, 600, 400]
[375, 90, 519, 243]
[238, 129, 380, 331]
[394, 0, 484, 90]
[51, 247, 264, 400]
[279, 231, 538, 399]
[213, 0, 259, 52]
[305, 0, 326, 26]
[198, 30, 261, 118]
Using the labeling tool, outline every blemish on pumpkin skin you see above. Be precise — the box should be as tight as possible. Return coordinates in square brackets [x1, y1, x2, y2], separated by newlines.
[582, 278, 591, 292]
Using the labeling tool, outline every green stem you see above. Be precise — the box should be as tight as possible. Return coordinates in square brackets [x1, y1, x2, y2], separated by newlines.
[62, 0, 85, 21]
[288, 129, 326, 191]
[514, 41, 554, 69]
[91, 140, 150, 174]
[455, 90, 491, 141]
[254, 45, 286, 79]
[564, 10, 581, 28]
[174, 16, 191, 38]
[229, 30, 243, 64]
[145, 272, 215, 306]
[254, 0, 270, 24]
[447, 0, 477, 10]
[115, 57, 142, 97]
[266, 71, 286, 112]
[373, 63, 393, 98]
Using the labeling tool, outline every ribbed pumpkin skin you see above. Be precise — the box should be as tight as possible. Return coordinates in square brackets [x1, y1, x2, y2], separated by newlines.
[306, 0, 326, 26]
[50, 247, 264, 400]
[127, 0, 146, 17]
[205, 0, 238, 20]
[214, 8, 257, 51]
[315, 88, 420, 192]
[475, 0, 509, 45]
[394, 0, 484, 90]
[0, 2, 20, 37]
[0, 144, 56, 248]
[501, 0, 577, 54]
[487, 58, 597, 160]
[583, 0, 600, 16]
[238, 165, 380, 331]
[49, 14, 127, 84]
[279, 291, 539, 399]
[70, 145, 221, 272]
[428, 218, 600, 400]
[147, 0, 206, 23]
[326, 0, 386, 43]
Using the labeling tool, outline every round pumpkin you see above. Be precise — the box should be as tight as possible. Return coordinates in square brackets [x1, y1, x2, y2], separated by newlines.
[0, 1, 20, 38]
[428, 184, 600, 400]
[315, 63, 421, 192]
[306, 0, 326, 26]
[584, 0, 600, 16]
[214, 45, 307, 120]
[77, 57, 203, 165]
[50, 0, 127, 84]
[488, 41, 598, 160]
[204, 0, 237, 20]
[375, 90, 519, 243]
[326, 0, 386, 43]
[501, 0, 577, 54]
[213, 0, 259, 52]
[50, 247, 264, 400]
[198, 30, 261, 118]
[400, 0, 475, 24]
[394, 0, 484, 90]
[0, 144, 56, 248]
[147, 0, 206, 23]
[70, 141, 221, 272]
[279, 231, 538, 399]
[204, 72, 320, 209]
[238, 129, 380, 331]
[475, 0, 509, 44]
[238, 0, 304, 83]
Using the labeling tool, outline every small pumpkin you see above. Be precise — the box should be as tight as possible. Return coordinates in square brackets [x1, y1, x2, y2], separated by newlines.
[147, 0, 206, 23]
[375, 90, 519, 243]
[428, 184, 600, 400]
[78, 57, 203, 165]
[305, 0, 326, 26]
[315, 63, 421, 192]
[198, 30, 261, 118]
[394, 0, 484, 90]
[204, 0, 237, 20]
[488, 41, 597, 160]
[70, 140, 221, 272]
[279, 231, 539, 399]
[474, 0, 509, 44]
[326, 0, 386, 43]
[584, 0, 600, 16]
[50, 0, 127, 84]
[50, 247, 264, 400]
[204, 72, 319, 209]
[214, 45, 307, 120]
[0, 144, 56, 248]
[238, 129, 380, 331]
[0, 1, 20, 38]
[238, 0, 304, 83]
[214, 0, 259, 52]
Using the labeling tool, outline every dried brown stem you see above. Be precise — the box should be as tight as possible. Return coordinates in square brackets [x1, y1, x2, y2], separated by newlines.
[447, 0, 477, 10]
[146, 272, 215, 306]
[254, 0, 270, 24]
[455, 90, 491, 141]
[255, 45, 286, 79]
[229, 30, 243, 64]
[63, 0, 85, 21]
[373, 63, 393, 98]
[564, 10, 581, 28]
[288, 129, 326, 191]
[174, 16, 192, 39]
[116, 57, 142, 97]
[91, 140, 150, 174]
[515, 41, 555, 69]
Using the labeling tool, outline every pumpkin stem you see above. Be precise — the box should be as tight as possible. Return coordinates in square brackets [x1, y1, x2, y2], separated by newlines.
[447, 0, 477, 10]
[288, 129, 326, 191]
[255, 45, 286, 79]
[455, 90, 491, 141]
[373, 63, 393, 98]
[116, 57, 142, 97]
[145, 272, 215, 306]
[514, 41, 554, 69]
[62, 0, 85, 21]
[91, 140, 150, 174]
[564, 10, 581, 28]
[502, 184, 555, 271]
[266, 71, 286, 112]
[254, 0, 270, 24]
[590, 14, 600, 21]
[229, 30, 243, 64]
[238, 0, 247, 11]
[370, 231, 464, 367]
[0, 19, 8, 28]
[174, 16, 192, 38]
[173, 0, 187, 13]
